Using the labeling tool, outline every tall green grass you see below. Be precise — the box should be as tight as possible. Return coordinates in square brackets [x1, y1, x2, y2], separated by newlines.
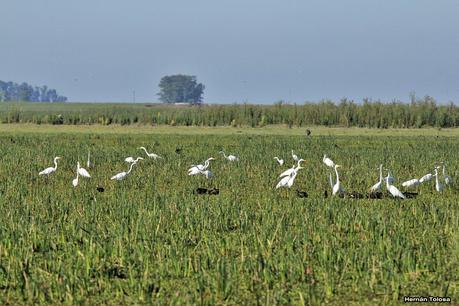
[0, 131, 458, 304]
[1, 97, 459, 128]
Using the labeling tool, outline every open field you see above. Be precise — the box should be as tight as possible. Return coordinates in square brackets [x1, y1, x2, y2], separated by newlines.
[0, 125, 458, 304]
[2, 123, 459, 137]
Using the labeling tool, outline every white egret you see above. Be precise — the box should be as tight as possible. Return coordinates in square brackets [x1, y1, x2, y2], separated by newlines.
[279, 159, 305, 178]
[434, 167, 443, 192]
[323, 155, 335, 168]
[87, 150, 94, 168]
[274, 157, 284, 166]
[276, 165, 303, 189]
[419, 173, 433, 183]
[332, 164, 344, 196]
[125, 157, 136, 163]
[369, 164, 383, 191]
[72, 165, 79, 187]
[111, 159, 141, 181]
[188, 158, 215, 176]
[219, 151, 238, 161]
[39, 157, 61, 176]
[77, 161, 91, 178]
[386, 176, 405, 199]
[442, 162, 451, 185]
[291, 150, 299, 162]
[139, 147, 161, 159]
[401, 179, 420, 188]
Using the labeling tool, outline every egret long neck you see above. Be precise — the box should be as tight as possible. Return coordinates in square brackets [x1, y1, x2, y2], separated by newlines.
[127, 162, 136, 174]
[53, 158, 59, 169]
[334, 166, 340, 183]
[379, 165, 382, 182]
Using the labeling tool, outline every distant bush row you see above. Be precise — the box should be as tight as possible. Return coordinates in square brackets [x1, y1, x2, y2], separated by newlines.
[1, 97, 458, 128]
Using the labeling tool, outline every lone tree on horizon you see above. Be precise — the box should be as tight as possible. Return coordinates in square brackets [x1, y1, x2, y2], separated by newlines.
[157, 74, 204, 104]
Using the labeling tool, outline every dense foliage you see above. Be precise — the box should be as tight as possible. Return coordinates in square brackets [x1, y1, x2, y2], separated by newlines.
[0, 129, 457, 304]
[0, 80, 67, 102]
[157, 75, 205, 104]
[1, 97, 458, 128]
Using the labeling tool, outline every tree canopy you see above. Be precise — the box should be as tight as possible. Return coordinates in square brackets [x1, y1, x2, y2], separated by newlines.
[0, 80, 67, 102]
[157, 75, 204, 104]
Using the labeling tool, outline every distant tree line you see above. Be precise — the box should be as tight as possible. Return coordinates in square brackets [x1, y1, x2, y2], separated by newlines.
[0, 80, 67, 102]
[1, 96, 458, 128]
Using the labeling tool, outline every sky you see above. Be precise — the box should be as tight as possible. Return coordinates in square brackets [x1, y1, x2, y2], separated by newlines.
[1, 0, 458, 104]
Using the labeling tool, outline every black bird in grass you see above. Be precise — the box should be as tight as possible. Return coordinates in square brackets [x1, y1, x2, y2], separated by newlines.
[296, 190, 308, 198]
[207, 188, 220, 195]
[96, 186, 105, 193]
[194, 187, 220, 195]
[306, 129, 311, 136]
[346, 191, 364, 199]
[175, 147, 182, 154]
[194, 187, 208, 195]
[323, 190, 328, 198]
[366, 191, 383, 199]
[402, 191, 418, 199]
[193, 187, 209, 194]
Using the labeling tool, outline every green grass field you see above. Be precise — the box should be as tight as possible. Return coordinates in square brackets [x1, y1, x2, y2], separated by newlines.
[0, 125, 458, 305]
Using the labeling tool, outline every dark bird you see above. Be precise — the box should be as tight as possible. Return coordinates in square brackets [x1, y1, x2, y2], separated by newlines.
[207, 188, 220, 195]
[96, 186, 105, 193]
[175, 147, 182, 154]
[306, 129, 311, 136]
[323, 190, 328, 198]
[194, 187, 208, 195]
[296, 190, 308, 198]
[402, 192, 418, 199]
[366, 191, 383, 199]
[347, 191, 364, 199]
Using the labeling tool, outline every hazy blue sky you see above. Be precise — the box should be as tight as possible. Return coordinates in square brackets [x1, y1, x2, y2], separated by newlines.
[1, 0, 458, 103]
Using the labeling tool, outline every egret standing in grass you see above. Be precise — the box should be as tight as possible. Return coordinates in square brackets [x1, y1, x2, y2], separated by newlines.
[188, 157, 215, 176]
[279, 159, 305, 178]
[77, 161, 91, 178]
[87, 150, 94, 168]
[419, 172, 433, 183]
[72, 165, 79, 187]
[39, 157, 61, 176]
[332, 164, 344, 196]
[434, 167, 444, 192]
[370, 164, 383, 191]
[274, 157, 284, 166]
[442, 162, 451, 185]
[139, 147, 161, 159]
[276, 164, 304, 189]
[401, 178, 420, 188]
[386, 175, 405, 199]
[219, 151, 238, 161]
[111, 158, 142, 181]
[323, 155, 335, 168]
